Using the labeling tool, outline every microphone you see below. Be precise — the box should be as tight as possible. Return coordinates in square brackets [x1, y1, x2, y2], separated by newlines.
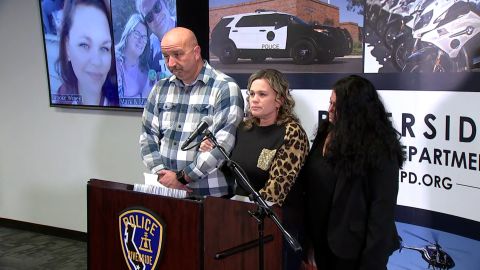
[181, 116, 213, 150]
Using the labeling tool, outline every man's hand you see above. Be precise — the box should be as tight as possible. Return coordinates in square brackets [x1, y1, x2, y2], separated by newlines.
[157, 170, 192, 192]
[199, 138, 214, 152]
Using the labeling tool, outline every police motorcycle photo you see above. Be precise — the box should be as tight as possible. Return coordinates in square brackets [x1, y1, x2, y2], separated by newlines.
[376, 0, 404, 37]
[402, 0, 480, 72]
[383, 0, 420, 49]
[366, 0, 389, 27]
[364, 0, 419, 70]
[364, 0, 419, 69]
[389, 0, 430, 70]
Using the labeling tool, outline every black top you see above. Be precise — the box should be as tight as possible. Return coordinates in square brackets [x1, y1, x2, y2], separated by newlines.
[229, 122, 286, 196]
[302, 131, 337, 247]
[301, 121, 401, 269]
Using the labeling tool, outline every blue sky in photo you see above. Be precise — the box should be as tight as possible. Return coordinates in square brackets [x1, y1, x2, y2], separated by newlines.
[388, 222, 480, 270]
[209, 0, 364, 26]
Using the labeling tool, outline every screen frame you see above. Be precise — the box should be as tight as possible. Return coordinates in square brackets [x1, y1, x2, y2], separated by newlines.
[39, 0, 210, 111]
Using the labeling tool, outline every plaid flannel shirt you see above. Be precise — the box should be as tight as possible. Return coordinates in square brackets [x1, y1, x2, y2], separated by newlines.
[139, 61, 244, 196]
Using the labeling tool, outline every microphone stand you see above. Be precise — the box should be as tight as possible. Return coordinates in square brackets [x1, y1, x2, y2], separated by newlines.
[204, 130, 302, 270]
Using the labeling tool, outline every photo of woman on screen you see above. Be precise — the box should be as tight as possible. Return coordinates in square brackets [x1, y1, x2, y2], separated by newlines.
[54, 0, 118, 106]
[114, 13, 151, 107]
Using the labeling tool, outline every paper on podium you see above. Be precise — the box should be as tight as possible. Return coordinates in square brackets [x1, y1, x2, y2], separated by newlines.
[230, 195, 275, 206]
[144, 172, 161, 186]
[132, 173, 187, 199]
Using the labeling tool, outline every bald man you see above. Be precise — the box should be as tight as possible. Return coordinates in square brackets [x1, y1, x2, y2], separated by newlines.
[160, 27, 204, 84]
[140, 27, 244, 197]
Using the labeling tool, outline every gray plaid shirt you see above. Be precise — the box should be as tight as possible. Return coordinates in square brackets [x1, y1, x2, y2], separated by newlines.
[140, 61, 244, 196]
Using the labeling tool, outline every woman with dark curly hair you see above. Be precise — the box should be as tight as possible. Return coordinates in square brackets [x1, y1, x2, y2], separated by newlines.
[302, 75, 404, 270]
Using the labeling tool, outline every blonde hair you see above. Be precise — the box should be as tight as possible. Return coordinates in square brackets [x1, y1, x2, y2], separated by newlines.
[244, 69, 298, 129]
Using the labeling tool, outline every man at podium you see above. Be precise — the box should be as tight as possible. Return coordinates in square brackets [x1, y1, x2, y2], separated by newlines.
[139, 27, 244, 197]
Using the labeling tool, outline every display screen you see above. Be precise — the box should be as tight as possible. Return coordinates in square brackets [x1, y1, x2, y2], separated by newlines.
[39, 0, 177, 109]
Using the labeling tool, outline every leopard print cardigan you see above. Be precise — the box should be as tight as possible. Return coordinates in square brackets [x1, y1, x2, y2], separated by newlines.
[259, 120, 309, 206]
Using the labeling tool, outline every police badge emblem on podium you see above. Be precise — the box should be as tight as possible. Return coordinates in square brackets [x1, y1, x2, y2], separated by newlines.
[119, 208, 166, 270]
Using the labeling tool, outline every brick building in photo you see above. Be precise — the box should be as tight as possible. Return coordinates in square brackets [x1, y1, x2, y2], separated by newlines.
[209, 0, 362, 43]
[340, 22, 362, 43]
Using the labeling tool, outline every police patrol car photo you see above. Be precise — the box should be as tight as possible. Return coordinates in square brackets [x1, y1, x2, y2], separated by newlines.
[210, 10, 353, 65]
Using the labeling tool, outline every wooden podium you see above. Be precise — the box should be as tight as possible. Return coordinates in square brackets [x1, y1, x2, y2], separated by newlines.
[87, 179, 283, 270]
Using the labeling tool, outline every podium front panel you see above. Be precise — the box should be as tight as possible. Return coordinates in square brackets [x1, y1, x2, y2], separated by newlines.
[203, 197, 283, 270]
[87, 179, 203, 270]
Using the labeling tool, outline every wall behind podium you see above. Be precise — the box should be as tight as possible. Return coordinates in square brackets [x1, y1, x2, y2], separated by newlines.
[0, 0, 146, 232]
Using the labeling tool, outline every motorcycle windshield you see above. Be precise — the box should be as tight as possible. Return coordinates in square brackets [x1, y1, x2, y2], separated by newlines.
[414, 9, 433, 31]
[420, 0, 435, 11]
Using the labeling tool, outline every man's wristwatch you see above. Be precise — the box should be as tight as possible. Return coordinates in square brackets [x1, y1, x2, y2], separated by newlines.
[176, 170, 188, 185]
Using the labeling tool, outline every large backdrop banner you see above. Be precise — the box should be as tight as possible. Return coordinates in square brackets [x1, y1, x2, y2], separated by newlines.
[209, 0, 480, 269]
